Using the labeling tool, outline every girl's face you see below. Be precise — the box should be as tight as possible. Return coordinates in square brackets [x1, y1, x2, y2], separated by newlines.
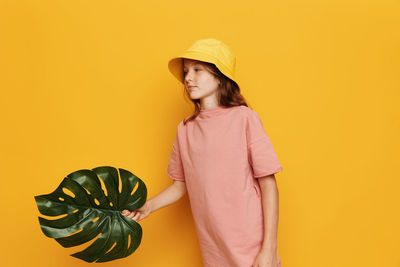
[183, 58, 220, 102]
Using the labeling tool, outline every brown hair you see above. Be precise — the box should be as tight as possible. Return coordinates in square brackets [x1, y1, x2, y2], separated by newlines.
[182, 60, 250, 125]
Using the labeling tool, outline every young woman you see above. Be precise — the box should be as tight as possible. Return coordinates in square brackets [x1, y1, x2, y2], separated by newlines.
[122, 38, 283, 267]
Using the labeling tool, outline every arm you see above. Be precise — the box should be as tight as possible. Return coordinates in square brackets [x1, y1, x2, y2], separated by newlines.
[259, 174, 279, 252]
[252, 173, 281, 266]
[122, 180, 187, 222]
[148, 180, 187, 212]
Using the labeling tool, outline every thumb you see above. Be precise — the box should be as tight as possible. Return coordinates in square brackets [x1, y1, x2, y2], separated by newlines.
[136, 207, 146, 213]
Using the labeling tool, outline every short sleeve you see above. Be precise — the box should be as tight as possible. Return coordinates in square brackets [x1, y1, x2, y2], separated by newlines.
[166, 130, 185, 181]
[246, 110, 283, 178]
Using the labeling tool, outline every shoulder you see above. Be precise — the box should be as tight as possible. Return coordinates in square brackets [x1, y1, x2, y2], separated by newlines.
[233, 105, 255, 113]
[233, 105, 259, 119]
[237, 106, 265, 130]
[177, 120, 184, 131]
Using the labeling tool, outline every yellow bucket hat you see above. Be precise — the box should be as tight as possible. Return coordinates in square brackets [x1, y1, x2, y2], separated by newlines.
[168, 38, 239, 87]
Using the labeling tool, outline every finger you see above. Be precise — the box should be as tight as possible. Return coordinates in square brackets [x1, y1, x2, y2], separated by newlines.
[121, 210, 128, 215]
[122, 210, 133, 217]
[127, 211, 136, 219]
[132, 212, 141, 221]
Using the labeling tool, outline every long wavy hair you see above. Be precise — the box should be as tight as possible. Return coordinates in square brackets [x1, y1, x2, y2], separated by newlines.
[182, 60, 250, 125]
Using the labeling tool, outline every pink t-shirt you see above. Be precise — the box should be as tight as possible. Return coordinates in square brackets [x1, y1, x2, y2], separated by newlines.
[167, 105, 283, 267]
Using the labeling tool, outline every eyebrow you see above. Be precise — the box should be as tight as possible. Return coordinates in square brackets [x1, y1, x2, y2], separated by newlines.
[183, 64, 202, 69]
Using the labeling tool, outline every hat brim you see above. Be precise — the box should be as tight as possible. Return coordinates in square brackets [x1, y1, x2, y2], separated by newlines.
[168, 51, 238, 87]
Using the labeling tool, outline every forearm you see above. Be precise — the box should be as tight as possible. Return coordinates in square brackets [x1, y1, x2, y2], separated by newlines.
[148, 180, 187, 213]
[258, 174, 279, 251]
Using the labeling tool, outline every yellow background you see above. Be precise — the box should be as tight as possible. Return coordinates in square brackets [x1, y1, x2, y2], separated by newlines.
[0, 0, 399, 266]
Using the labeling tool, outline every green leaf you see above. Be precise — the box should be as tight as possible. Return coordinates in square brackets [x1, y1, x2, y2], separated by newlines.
[34, 166, 147, 263]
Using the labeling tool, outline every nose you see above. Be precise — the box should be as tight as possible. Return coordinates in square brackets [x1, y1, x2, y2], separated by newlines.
[184, 70, 193, 84]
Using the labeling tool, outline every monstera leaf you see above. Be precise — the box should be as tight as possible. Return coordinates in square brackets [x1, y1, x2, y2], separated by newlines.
[34, 166, 147, 263]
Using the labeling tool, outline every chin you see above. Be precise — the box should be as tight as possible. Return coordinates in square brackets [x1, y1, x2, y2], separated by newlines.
[189, 93, 202, 100]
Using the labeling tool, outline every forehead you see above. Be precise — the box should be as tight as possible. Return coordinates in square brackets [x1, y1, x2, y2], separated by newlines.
[183, 58, 205, 67]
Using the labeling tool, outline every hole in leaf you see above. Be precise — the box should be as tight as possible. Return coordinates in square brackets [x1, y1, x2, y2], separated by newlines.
[73, 209, 79, 213]
[130, 182, 139, 196]
[109, 201, 113, 207]
[71, 232, 102, 249]
[98, 176, 108, 196]
[127, 234, 131, 249]
[40, 213, 68, 220]
[118, 171, 122, 194]
[62, 187, 75, 198]
[105, 242, 117, 254]
[94, 198, 100, 205]
[82, 186, 90, 195]
[63, 228, 83, 238]
[58, 197, 64, 201]
[92, 217, 100, 223]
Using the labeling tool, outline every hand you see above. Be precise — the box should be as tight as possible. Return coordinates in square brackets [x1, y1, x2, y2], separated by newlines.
[252, 248, 281, 267]
[121, 201, 152, 222]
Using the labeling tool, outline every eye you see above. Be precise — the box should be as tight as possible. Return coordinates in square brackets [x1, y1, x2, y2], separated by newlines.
[183, 68, 201, 76]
